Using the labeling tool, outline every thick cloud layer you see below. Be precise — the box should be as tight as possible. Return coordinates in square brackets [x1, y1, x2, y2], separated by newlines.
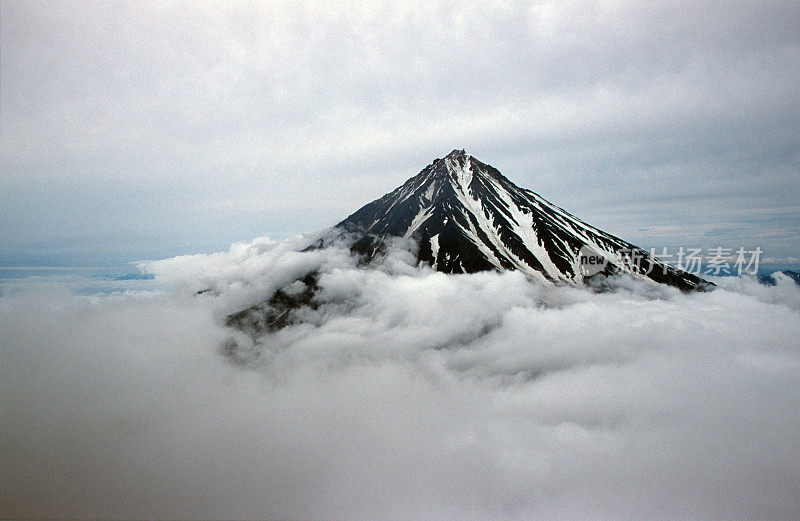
[2, 237, 800, 520]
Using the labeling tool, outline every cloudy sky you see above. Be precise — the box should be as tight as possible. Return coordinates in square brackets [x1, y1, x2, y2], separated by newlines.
[1, 1, 798, 266]
[3, 5, 800, 519]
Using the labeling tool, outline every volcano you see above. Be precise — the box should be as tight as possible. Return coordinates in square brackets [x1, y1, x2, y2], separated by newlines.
[334, 149, 710, 291]
[227, 150, 710, 335]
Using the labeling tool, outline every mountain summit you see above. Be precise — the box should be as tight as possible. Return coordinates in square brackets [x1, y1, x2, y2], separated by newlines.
[335, 149, 710, 291]
[227, 150, 709, 336]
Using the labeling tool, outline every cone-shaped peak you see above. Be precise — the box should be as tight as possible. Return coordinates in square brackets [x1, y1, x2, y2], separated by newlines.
[334, 151, 711, 291]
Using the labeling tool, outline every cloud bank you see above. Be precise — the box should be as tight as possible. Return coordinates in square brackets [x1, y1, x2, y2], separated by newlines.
[2, 237, 800, 520]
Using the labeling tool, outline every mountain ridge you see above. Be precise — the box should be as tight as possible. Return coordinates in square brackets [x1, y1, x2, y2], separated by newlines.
[227, 150, 711, 336]
[334, 149, 711, 291]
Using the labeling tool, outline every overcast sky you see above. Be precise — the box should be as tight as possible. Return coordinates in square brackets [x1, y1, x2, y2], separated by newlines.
[1, 1, 798, 266]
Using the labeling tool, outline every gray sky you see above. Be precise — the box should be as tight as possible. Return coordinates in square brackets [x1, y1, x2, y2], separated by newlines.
[1, 1, 798, 266]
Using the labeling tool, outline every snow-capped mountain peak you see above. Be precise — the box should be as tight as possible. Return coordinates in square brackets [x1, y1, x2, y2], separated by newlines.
[335, 150, 710, 291]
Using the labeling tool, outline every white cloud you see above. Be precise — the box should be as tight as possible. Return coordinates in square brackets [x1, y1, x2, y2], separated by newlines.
[2, 237, 799, 520]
